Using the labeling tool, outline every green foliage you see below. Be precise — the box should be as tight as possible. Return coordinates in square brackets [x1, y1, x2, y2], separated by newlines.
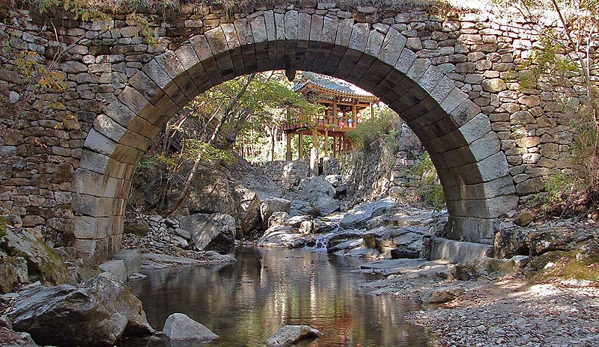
[0, 216, 7, 237]
[518, 35, 579, 90]
[408, 152, 445, 210]
[180, 139, 236, 167]
[346, 107, 395, 153]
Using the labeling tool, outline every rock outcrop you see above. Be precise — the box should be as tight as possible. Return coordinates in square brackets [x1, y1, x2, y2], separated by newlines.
[0, 228, 69, 289]
[179, 213, 236, 254]
[8, 273, 154, 346]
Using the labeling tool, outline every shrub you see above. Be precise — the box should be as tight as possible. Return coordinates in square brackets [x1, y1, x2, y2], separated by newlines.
[408, 152, 445, 210]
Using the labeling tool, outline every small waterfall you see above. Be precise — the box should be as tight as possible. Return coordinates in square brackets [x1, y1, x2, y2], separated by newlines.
[314, 236, 329, 249]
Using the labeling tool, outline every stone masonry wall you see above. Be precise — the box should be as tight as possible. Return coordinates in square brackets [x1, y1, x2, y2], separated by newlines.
[0, 1, 588, 259]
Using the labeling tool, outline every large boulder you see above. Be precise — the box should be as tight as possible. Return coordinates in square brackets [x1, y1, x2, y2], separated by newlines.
[265, 325, 322, 346]
[298, 177, 339, 215]
[260, 198, 291, 229]
[162, 313, 218, 344]
[0, 228, 69, 285]
[493, 228, 529, 258]
[171, 153, 282, 235]
[238, 191, 262, 236]
[340, 198, 397, 229]
[258, 226, 305, 249]
[179, 213, 236, 254]
[8, 273, 154, 346]
[526, 227, 592, 256]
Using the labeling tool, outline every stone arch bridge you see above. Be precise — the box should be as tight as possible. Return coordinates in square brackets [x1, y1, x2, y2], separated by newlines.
[0, 2, 572, 262]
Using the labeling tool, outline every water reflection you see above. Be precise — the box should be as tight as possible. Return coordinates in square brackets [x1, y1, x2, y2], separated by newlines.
[126, 248, 431, 347]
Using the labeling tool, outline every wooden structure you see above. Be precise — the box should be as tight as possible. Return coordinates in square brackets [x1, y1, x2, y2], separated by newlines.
[283, 72, 379, 162]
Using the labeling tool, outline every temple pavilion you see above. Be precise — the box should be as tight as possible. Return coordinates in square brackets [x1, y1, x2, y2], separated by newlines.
[283, 72, 379, 163]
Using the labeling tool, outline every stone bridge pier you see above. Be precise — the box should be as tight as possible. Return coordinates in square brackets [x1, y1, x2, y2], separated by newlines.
[0, 2, 574, 262]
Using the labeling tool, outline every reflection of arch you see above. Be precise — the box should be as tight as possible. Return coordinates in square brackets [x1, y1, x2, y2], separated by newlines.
[72, 11, 517, 261]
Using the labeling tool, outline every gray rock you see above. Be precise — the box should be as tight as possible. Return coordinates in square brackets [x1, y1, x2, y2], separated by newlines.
[260, 198, 292, 228]
[390, 248, 420, 259]
[526, 227, 591, 256]
[327, 230, 366, 251]
[171, 235, 190, 249]
[163, 313, 218, 343]
[8, 91, 20, 104]
[8, 273, 154, 346]
[298, 177, 339, 215]
[340, 198, 397, 229]
[421, 286, 464, 304]
[98, 259, 127, 282]
[179, 213, 236, 254]
[325, 174, 342, 187]
[113, 249, 142, 276]
[265, 325, 322, 346]
[493, 228, 529, 258]
[289, 199, 320, 217]
[239, 193, 262, 235]
[1, 228, 69, 285]
[0, 327, 39, 347]
[128, 273, 148, 281]
[258, 226, 305, 249]
[123, 220, 150, 237]
[268, 211, 290, 228]
[514, 211, 535, 226]
[287, 215, 313, 228]
[174, 228, 192, 241]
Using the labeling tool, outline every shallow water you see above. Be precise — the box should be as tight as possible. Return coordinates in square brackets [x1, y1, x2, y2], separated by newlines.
[124, 247, 432, 347]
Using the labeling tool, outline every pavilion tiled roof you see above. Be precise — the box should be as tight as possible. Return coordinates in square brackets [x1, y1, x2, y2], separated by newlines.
[293, 72, 379, 102]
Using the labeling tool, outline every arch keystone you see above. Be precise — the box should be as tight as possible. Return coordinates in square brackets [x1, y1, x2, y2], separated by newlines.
[284, 10, 299, 40]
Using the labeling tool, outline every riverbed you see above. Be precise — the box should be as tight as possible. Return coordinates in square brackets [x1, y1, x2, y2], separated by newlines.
[124, 247, 433, 346]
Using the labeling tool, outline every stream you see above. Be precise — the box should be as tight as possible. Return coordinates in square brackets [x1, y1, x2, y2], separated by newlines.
[124, 247, 433, 346]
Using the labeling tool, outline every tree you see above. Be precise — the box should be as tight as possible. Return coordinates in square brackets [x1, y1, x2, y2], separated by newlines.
[135, 71, 323, 215]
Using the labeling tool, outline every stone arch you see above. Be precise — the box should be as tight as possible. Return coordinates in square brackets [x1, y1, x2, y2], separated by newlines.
[72, 10, 517, 261]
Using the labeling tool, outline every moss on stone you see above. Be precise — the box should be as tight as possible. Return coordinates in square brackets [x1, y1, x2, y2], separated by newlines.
[0, 216, 7, 237]
[526, 250, 599, 283]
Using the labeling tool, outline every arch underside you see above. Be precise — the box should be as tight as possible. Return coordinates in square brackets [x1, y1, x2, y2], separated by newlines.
[72, 20, 517, 261]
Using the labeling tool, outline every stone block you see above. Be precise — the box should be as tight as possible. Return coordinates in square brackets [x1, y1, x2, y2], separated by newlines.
[83, 129, 118, 157]
[298, 13, 311, 41]
[365, 28, 384, 57]
[113, 249, 142, 277]
[476, 151, 509, 183]
[349, 23, 369, 51]
[93, 114, 126, 144]
[142, 58, 171, 89]
[335, 18, 354, 46]
[284, 10, 299, 40]
[250, 15, 268, 44]
[440, 87, 468, 114]
[469, 131, 501, 161]
[99, 259, 127, 282]
[428, 237, 493, 262]
[235, 18, 254, 45]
